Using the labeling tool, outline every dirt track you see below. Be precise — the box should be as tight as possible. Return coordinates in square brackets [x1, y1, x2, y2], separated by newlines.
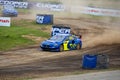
[0, 15, 120, 80]
[0, 44, 120, 80]
[33, 70, 120, 80]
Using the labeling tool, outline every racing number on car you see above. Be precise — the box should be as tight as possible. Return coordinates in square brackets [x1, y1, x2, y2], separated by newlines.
[63, 41, 69, 50]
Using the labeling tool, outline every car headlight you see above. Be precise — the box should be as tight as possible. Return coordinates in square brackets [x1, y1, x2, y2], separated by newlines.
[40, 43, 43, 47]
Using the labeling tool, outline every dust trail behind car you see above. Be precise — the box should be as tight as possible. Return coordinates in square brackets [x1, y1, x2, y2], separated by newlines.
[11, 0, 120, 51]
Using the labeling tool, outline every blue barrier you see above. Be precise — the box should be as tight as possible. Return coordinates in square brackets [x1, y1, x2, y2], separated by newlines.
[36, 14, 53, 24]
[82, 54, 109, 69]
[82, 54, 97, 69]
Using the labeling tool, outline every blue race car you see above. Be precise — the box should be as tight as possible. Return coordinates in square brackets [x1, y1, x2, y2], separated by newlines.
[40, 34, 82, 51]
[2, 5, 18, 17]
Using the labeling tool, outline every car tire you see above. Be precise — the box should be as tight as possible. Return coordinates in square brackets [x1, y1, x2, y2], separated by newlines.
[76, 44, 81, 50]
[59, 45, 64, 52]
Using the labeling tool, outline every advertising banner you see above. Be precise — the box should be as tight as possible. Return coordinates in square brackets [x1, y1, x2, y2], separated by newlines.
[71, 6, 120, 17]
[36, 3, 65, 11]
[51, 25, 70, 36]
[0, 17, 11, 27]
[81, 7, 120, 17]
[36, 14, 53, 24]
[0, 1, 28, 8]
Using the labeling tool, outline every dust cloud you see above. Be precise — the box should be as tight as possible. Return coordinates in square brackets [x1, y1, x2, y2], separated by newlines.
[83, 29, 120, 48]
[26, 0, 120, 19]
[61, 0, 120, 9]
[60, 0, 120, 48]
[20, 0, 120, 48]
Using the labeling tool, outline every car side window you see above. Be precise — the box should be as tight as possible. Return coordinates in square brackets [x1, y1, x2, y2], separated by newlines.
[65, 37, 69, 41]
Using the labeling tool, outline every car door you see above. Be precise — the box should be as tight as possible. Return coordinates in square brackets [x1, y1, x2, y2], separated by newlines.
[63, 37, 70, 50]
[67, 35, 77, 50]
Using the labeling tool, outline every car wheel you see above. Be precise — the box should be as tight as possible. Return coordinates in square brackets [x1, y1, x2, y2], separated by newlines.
[59, 45, 64, 52]
[76, 44, 81, 50]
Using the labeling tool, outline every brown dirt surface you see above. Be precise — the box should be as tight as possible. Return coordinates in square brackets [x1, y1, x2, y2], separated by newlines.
[0, 14, 120, 80]
[0, 44, 120, 80]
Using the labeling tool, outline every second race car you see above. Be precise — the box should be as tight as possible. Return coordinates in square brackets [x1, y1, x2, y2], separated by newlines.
[2, 5, 18, 17]
[40, 34, 82, 51]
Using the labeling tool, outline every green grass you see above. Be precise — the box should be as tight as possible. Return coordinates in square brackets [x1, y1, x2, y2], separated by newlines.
[17, 8, 31, 14]
[0, 19, 50, 51]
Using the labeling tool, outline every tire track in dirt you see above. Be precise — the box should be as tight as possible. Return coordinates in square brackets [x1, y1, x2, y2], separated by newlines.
[0, 44, 120, 80]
